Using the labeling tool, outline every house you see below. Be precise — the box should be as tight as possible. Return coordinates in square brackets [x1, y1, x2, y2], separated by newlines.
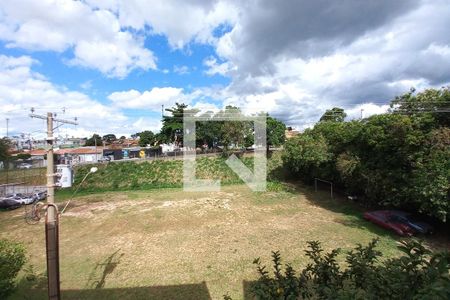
[56, 147, 103, 165]
[25, 149, 47, 168]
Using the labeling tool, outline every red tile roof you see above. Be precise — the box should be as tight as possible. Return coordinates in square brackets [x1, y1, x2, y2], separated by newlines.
[56, 147, 103, 155]
[26, 147, 103, 156]
[28, 149, 46, 156]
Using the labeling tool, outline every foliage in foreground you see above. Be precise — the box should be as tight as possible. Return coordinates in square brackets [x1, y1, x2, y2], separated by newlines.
[0, 239, 26, 299]
[249, 239, 450, 300]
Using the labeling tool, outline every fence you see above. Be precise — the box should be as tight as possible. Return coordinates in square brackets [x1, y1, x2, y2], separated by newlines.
[0, 166, 46, 197]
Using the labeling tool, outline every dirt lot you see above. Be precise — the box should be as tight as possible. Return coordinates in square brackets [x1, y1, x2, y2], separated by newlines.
[1, 183, 447, 299]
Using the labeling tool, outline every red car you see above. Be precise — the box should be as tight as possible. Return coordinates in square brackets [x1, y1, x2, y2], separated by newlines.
[363, 210, 433, 236]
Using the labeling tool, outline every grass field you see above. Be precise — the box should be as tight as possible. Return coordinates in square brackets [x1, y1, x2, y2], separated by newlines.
[2, 182, 448, 300]
[71, 156, 258, 192]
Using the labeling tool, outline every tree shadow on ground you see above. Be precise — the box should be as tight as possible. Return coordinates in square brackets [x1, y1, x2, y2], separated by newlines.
[13, 282, 212, 300]
[12, 249, 212, 300]
[86, 249, 124, 289]
[13, 270, 211, 300]
[284, 180, 401, 240]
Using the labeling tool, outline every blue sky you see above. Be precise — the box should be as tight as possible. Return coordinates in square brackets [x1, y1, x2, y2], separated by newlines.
[1, 0, 449, 138]
[0, 34, 229, 107]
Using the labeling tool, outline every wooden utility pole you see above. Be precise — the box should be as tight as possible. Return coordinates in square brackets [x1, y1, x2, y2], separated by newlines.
[30, 112, 77, 300]
[46, 112, 59, 300]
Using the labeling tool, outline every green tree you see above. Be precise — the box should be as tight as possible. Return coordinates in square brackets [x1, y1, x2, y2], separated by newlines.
[266, 116, 286, 148]
[16, 153, 31, 160]
[0, 239, 26, 299]
[0, 138, 10, 162]
[218, 106, 251, 150]
[282, 133, 330, 179]
[391, 87, 450, 127]
[161, 103, 198, 146]
[85, 134, 102, 146]
[281, 88, 450, 221]
[409, 127, 450, 221]
[319, 107, 347, 122]
[102, 134, 117, 143]
[138, 130, 155, 147]
[196, 111, 223, 148]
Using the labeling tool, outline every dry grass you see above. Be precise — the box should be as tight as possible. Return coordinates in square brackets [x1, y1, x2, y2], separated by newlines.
[1, 183, 447, 299]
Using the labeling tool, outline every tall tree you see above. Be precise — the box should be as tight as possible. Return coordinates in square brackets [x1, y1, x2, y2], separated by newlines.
[218, 106, 251, 150]
[102, 134, 117, 143]
[0, 138, 11, 162]
[390, 87, 450, 127]
[267, 116, 286, 149]
[319, 107, 347, 122]
[85, 134, 102, 146]
[196, 111, 222, 148]
[138, 131, 155, 147]
[161, 103, 199, 146]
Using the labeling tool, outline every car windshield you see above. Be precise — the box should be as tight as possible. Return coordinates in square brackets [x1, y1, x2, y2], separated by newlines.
[388, 215, 408, 222]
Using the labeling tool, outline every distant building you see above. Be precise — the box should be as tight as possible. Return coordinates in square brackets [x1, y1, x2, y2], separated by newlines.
[9, 135, 32, 151]
[59, 137, 86, 148]
[9, 136, 86, 151]
[285, 127, 300, 139]
[56, 147, 103, 165]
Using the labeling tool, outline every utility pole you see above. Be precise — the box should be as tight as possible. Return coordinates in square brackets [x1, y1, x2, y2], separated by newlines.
[30, 112, 77, 300]
[5, 118, 9, 184]
[94, 136, 98, 163]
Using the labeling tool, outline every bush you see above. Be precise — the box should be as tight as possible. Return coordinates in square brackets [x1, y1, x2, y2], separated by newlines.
[250, 239, 450, 299]
[0, 239, 27, 299]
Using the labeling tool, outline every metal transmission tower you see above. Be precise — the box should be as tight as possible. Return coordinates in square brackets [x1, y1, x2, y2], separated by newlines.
[30, 112, 77, 300]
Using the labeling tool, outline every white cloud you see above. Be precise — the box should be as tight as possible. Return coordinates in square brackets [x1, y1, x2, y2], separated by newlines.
[346, 103, 390, 120]
[105, 0, 239, 48]
[0, 55, 160, 137]
[0, 0, 156, 78]
[108, 87, 188, 110]
[203, 56, 234, 76]
[173, 65, 190, 75]
[69, 32, 156, 78]
[2, 0, 450, 131]
[205, 0, 450, 129]
[192, 101, 220, 114]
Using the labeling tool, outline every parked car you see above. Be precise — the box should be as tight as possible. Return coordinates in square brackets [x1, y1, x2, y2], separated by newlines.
[0, 199, 21, 210]
[0, 192, 45, 209]
[17, 163, 32, 169]
[32, 191, 47, 202]
[4, 193, 25, 199]
[5, 195, 35, 205]
[364, 210, 433, 236]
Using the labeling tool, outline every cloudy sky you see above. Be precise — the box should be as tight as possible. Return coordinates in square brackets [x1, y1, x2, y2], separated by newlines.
[1, 0, 449, 138]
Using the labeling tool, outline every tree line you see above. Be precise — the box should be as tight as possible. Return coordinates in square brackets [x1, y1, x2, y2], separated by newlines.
[85, 104, 287, 150]
[283, 87, 450, 222]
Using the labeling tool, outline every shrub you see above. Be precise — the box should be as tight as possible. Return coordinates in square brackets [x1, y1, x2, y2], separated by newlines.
[0, 239, 27, 299]
[249, 239, 450, 299]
